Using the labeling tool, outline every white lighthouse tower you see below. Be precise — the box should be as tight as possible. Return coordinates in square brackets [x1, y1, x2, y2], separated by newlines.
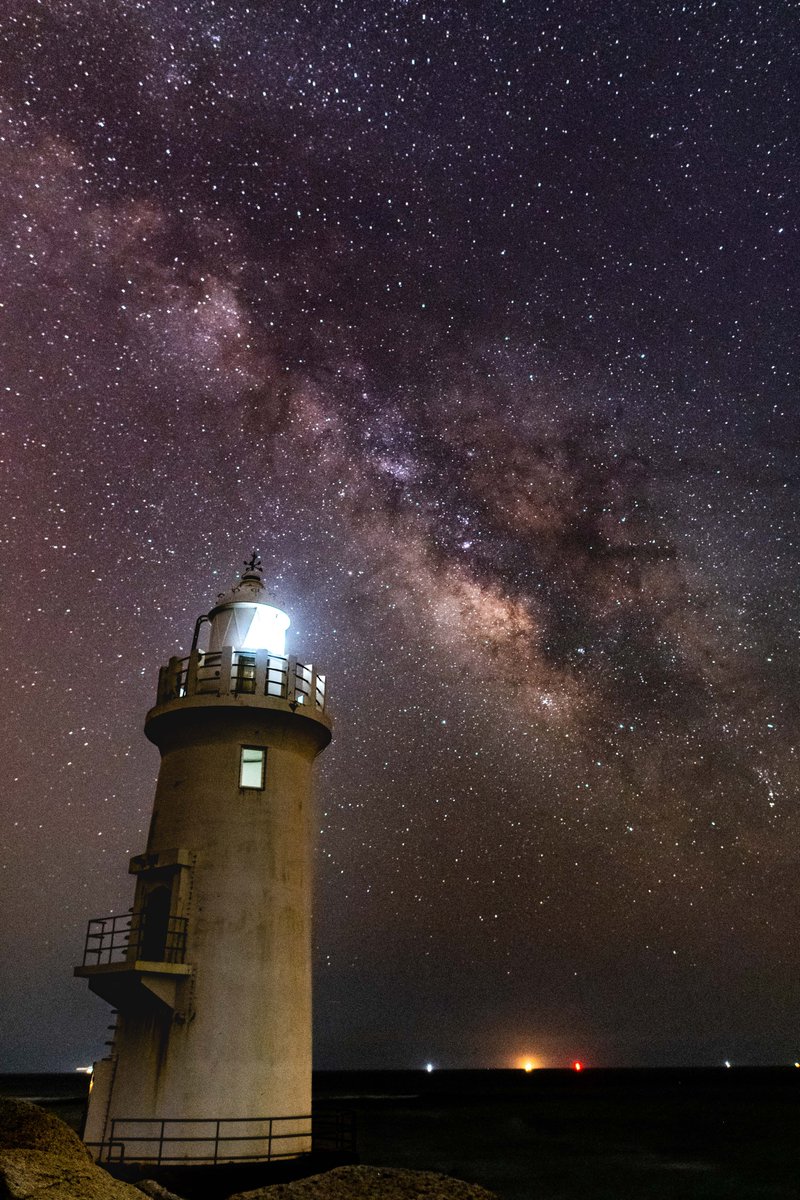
[76, 555, 332, 1165]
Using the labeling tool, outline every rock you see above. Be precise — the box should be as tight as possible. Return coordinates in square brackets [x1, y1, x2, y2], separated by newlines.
[0, 1097, 90, 1161]
[227, 1164, 498, 1200]
[134, 1181, 186, 1200]
[0, 1097, 146, 1200]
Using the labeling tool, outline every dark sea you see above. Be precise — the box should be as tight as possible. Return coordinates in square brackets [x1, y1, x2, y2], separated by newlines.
[2, 1068, 798, 1200]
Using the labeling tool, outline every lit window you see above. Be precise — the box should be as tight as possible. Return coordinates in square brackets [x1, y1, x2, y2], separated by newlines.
[240, 746, 266, 789]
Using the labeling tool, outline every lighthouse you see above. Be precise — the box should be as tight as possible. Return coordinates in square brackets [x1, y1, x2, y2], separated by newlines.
[75, 555, 332, 1165]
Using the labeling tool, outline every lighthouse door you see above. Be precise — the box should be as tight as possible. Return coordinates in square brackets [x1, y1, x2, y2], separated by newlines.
[140, 885, 171, 962]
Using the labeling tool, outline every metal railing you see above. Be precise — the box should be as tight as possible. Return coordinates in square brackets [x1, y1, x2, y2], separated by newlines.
[82, 912, 188, 967]
[89, 1111, 355, 1165]
[158, 649, 327, 714]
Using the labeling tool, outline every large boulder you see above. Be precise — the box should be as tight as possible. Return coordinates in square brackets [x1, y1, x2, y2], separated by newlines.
[228, 1164, 497, 1200]
[0, 1098, 144, 1200]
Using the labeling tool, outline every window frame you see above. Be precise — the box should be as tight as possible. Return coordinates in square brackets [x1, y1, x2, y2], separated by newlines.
[239, 745, 266, 791]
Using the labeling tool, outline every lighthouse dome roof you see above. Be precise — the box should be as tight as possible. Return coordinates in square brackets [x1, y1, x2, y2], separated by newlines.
[207, 553, 290, 656]
[210, 552, 279, 611]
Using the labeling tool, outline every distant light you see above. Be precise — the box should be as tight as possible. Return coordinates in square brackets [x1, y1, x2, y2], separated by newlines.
[516, 1055, 540, 1072]
[75, 1066, 93, 1074]
[426, 1062, 434, 1073]
[724, 1060, 731, 1068]
[573, 1061, 583, 1072]
[794, 1062, 800, 1069]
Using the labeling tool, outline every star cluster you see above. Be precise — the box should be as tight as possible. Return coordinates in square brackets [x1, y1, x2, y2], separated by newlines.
[0, 0, 797, 1070]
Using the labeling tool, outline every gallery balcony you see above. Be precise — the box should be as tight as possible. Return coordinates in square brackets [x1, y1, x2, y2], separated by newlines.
[74, 912, 192, 1013]
[146, 649, 332, 747]
[156, 649, 328, 711]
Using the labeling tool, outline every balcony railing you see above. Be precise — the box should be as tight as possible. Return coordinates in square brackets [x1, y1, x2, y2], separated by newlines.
[87, 1110, 355, 1165]
[155, 649, 328, 714]
[82, 912, 188, 967]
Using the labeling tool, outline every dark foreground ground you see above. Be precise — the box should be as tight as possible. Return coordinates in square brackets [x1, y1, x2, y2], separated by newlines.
[2, 1068, 798, 1200]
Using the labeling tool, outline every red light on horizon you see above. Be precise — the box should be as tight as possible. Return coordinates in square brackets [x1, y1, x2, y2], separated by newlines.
[573, 1060, 583, 1072]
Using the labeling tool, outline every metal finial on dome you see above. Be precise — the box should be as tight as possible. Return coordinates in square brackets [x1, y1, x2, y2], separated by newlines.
[243, 551, 263, 580]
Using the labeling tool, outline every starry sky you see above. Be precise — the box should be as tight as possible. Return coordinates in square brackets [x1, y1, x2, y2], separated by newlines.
[1, 0, 797, 1072]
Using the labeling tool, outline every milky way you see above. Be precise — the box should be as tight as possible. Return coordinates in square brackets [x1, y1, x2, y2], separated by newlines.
[1, 1, 797, 1070]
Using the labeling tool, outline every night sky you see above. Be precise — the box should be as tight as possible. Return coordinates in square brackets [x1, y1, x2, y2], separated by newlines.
[1, 1, 797, 1072]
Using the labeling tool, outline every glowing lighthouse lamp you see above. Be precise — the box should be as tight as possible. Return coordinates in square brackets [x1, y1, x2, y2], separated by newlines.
[76, 554, 332, 1167]
[198, 561, 291, 657]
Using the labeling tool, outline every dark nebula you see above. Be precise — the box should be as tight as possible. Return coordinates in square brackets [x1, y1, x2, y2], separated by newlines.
[0, 1, 797, 1070]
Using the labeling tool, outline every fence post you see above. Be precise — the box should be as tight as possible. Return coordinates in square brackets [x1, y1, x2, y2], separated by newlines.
[83, 921, 93, 965]
[185, 650, 200, 696]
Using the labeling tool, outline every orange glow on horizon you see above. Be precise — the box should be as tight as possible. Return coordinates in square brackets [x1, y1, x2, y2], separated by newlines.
[516, 1056, 539, 1072]
[573, 1060, 583, 1072]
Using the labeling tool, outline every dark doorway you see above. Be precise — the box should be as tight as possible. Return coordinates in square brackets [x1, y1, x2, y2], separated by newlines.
[140, 886, 171, 961]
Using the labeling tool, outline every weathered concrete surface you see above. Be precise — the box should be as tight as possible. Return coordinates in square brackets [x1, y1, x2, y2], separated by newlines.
[0, 1098, 144, 1200]
[228, 1164, 498, 1200]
